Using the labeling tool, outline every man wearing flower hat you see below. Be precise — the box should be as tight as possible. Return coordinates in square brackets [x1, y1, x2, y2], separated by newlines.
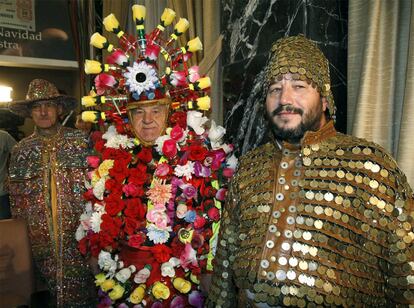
[207, 35, 414, 307]
[8, 79, 95, 307]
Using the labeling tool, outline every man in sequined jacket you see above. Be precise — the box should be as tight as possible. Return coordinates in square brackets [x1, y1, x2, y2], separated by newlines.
[8, 79, 95, 307]
[207, 35, 414, 307]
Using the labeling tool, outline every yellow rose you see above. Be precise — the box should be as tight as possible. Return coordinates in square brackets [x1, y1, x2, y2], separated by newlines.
[152, 281, 170, 300]
[130, 284, 146, 304]
[94, 273, 106, 286]
[173, 277, 191, 294]
[98, 159, 114, 177]
[100, 278, 116, 292]
[109, 284, 125, 301]
[91, 170, 101, 185]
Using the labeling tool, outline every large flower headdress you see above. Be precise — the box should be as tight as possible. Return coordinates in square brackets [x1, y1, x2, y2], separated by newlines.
[81, 5, 211, 143]
[77, 5, 237, 308]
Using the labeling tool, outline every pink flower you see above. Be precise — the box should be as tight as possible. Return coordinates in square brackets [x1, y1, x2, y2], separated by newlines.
[145, 43, 160, 61]
[162, 139, 177, 159]
[87, 155, 100, 168]
[122, 183, 142, 197]
[222, 167, 234, 178]
[180, 184, 197, 200]
[188, 66, 200, 83]
[94, 73, 117, 95]
[147, 208, 169, 228]
[193, 161, 211, 177]
[215, 188, 227, 201]
[176, 204, 188, 219]
[146, 179, 172, 207]
[207, 207, 220, 222]
[106, 50, 128, 66]
[155, 163, 172, 178]
[169, 70, 187, 87]
[170, 125, 184, 142]
[180, 244, 198, 269]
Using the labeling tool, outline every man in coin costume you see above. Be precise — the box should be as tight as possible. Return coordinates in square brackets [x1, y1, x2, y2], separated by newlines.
[8, 79, 95, 307]
[207, 35, 414, 307]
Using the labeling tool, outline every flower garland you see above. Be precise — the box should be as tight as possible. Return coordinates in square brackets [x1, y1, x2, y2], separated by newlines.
[77, 110, 237, 307]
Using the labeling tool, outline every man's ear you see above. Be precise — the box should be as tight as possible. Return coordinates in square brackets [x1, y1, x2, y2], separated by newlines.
[321, 97, 328, 112]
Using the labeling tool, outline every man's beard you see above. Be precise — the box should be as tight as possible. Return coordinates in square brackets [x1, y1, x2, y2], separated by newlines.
[268, 104, 324, 144]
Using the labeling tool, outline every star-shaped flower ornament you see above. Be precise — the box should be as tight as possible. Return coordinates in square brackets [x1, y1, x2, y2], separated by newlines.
[123, 61, 159, 96]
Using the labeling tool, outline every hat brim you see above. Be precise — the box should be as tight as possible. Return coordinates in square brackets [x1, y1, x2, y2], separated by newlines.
[8, 95, 77, 118]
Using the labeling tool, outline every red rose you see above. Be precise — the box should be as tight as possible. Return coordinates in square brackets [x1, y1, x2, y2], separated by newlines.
[90, 130, 103, 143]
[193, 215, 207, 229]
[151, 244, 172, 263]
[109, 159, 129, 182]
[155, 163, 173, 179]
[188, 145, 208, 161]
[122, 182, 142, 197]
[83, 188, 95, 201]
[200, 185, 217, 198]
[104, 178, 122, 194]
[171, 238, 185, 258]
[162, 139, 178, 159]
[128, 232, 146, 248]
[94, 139, 105, 152]
[104, 195, 125, 216]
[124, 198, 146, 219]
[201, 199, 214, 210]
[124, 217, 138, 235]
[207, 207, 220, 222]
[137, 147, 153, 163]
[170, 124, 184, 141]
[78, 237, 88, 256]
[169, 111, 187, 128]
[100, 214, 122, 238]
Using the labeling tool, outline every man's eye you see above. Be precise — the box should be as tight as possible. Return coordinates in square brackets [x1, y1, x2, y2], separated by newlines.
[293, 84, 306, 89]
[269, 88, 281, 93]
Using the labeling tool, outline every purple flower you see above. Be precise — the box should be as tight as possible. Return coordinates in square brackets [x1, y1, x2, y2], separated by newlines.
[180, 184, 197, 200]
[151, 302, 163, 308]
[118, 304, 129, 308]
[193, 161, 211, 177]
[184, 210, 196, 223]
[170, 295, 186, 308]
[188, 290, 204, 308]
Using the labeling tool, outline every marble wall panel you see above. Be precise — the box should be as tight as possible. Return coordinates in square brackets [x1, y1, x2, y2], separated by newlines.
[221, 0, 348, 155]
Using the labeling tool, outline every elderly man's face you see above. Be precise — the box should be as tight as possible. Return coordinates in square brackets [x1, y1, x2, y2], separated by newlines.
[31, 101, 62, 129]
[130, 104, 169, 144]
[266, 73, 327, 142]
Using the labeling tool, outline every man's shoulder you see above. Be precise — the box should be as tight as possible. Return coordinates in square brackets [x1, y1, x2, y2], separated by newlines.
[239, 142, 276, 162]
[61, 127, 88, 140]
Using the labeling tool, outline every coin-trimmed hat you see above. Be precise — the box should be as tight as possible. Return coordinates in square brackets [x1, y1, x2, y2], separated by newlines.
[265, 34, 336, 117]
[8, 78, 77, 118]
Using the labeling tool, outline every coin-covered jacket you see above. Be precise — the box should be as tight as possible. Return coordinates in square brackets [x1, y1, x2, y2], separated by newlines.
[8, 126, 95, 307]
[207, 121, 414, 307]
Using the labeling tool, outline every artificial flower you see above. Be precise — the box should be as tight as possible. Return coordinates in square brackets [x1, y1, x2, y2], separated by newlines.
[115, 266, 136, 283]
[94, 272, 106, 286]
[147, 208, 169, 229]
[207, 206, 220, 222]
[90, 211, 104, 233]
[161, 261, 175, 277]
[178, 228, 193, 244]
[103, 125, 135, 149]
[170, 124, 186, 142]
[152, 281, 170, 300]
[87, 155, 101, 168]
[124, 61, 158, 96]
[193, 215, 207, 229]
[128, 233, 146, 248]
[107, 50, 128, 67]
[95, 73, 117, 95]
[145, 43, 161, 61]
[162, 139, 178, 159]
[98, 251, 117, 273]
[187, 111, 208, 135]
[193, 161, 211, 177]
[147, 224, 171, 244]
[109, 284, 125, 301]
[169, 70, 187, 87]
[100, 278, 116, 292]
[215, 188, 227, 201]
[170, 295, 186, 308]
[174, 161, 195, 180]
[188, 290, 204, 308]
[146, 179, 172, 207]
[93, 177, 106, 200]
[134, 265, 151, 284]
[188, 66, 200, 83]
[208, 120, 226, 148]
[155, 163, 173, 178]
[130, 284, 146, 304]
[176, 203, 188, 219]
[98, 159, 114, 177]
[173, 277, 191, 294]
[226, 154, 238, 170]
[180, 244, 198, 269]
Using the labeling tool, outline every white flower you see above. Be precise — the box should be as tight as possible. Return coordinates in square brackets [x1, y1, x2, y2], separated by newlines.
[147, 224, 171, 244]
[103, 125, 135, 149]
[79, 213, 92, 230]
[208, 120, 226, 148]
[174, 161, 195, 180]
[161, 262, 175, 277]
[91, 211, 104, 233]
[115, 267, 134, 283]
[75, 224, 86, 241]
[134, 266, 151, 284]
[98, 251, 117, 273]
[92, 177, 106, 200]
[154, 135, 170, 154]
[94, 202, 106, 212]
[187, 111, 208, 135]
[124, 61, 158, 95]
[169, 257, 180, 267]
[226, 154, 238, 170]
[220, 143, 234, 154]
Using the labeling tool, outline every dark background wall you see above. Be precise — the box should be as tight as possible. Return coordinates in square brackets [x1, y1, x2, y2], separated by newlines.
[221, 0, 348, 156]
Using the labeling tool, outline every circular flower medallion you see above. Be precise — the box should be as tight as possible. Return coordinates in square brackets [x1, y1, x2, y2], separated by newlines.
[123, 61, 159, 96]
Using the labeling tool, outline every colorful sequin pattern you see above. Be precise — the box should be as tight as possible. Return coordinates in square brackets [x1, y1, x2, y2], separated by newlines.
[207, 122, 414, 307]
[9, 127, 95, 307]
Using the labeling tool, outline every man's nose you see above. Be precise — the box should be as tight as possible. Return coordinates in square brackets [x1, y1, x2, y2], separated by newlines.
[280, 87, 293, 105]
[142, 111, 153, 124]
[39, 104, 48, 115]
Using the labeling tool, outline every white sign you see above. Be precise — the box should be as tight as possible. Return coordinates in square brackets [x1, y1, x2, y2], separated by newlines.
[0, 0, 36, 31]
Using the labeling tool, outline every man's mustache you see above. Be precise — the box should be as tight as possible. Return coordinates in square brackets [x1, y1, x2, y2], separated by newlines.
[270, 105, 303, 117]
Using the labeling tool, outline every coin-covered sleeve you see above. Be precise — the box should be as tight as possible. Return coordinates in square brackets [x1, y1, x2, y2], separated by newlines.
[206, 178, 240, 307]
